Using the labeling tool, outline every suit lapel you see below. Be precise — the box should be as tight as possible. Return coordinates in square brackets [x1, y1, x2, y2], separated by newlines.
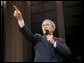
[42, 36, 51, 54]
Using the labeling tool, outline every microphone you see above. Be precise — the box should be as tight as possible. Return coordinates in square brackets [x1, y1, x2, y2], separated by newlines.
[44, 29, 49, 35]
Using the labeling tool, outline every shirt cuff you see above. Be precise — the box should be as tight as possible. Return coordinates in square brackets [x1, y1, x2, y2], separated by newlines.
[18, 19, 25, 28]
[53, 41, 57, 48]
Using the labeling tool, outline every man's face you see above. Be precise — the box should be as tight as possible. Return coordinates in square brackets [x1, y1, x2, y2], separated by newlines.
[42, 20, 54, 35]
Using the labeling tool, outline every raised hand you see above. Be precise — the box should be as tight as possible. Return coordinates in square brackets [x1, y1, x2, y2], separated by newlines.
[13, 5, 23, 20]
[46, 35, 55, 45]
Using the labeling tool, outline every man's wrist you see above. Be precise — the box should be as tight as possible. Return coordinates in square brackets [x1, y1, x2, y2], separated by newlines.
[18, 19, 25, 28]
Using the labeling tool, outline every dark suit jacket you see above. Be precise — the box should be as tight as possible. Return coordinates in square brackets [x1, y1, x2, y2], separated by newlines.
[19, 25, 71, 62]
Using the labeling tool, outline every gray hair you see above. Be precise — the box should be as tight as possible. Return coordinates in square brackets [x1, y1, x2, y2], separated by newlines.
[42, 19, 56, 31]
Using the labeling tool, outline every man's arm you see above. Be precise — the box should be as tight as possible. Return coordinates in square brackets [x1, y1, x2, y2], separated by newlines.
[46, 35, 71, 58]
[13, 5, 42, 44]
[13, 5, 33, 40]
[18, 20, 42, 45]
[18, 19, 34, 41]
[53, 38, 72, 58]
[18, 19, 25, 28]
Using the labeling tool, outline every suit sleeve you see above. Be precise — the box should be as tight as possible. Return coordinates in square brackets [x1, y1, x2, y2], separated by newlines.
[54, 38, 72, 58]
[18, 20, 42, 44]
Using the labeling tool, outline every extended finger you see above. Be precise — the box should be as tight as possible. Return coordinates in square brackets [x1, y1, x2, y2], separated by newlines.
[13, 5, 19, 11]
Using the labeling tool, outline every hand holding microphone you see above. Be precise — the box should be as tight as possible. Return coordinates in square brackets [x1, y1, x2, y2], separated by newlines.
[44, 29, 49, 35]
[44, 29, 55, 45]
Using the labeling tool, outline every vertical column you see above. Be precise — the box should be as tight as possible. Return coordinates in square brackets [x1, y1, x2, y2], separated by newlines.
[56, 1, 65, 39]
[22, 1, 32, 62]
[4, 1, 32, 62]
[4, 1, 23, 62]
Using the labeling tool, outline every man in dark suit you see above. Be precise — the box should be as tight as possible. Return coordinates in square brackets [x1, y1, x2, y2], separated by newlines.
[13, 5, 71, 62]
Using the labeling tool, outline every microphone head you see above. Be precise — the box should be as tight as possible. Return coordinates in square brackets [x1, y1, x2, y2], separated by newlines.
[44, 29, 49, 35]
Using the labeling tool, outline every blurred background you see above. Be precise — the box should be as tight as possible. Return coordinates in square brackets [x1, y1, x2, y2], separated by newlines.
[1, 1, 83, 62]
